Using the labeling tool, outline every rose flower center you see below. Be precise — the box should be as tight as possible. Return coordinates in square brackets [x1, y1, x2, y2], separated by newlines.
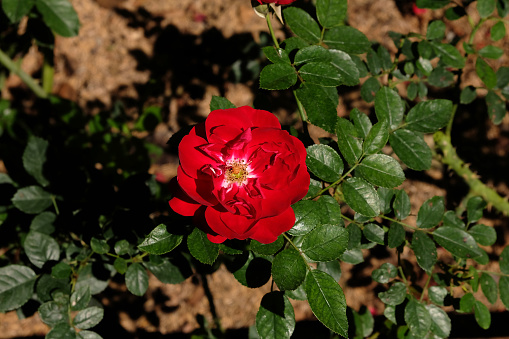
[224, 159, 249, 185]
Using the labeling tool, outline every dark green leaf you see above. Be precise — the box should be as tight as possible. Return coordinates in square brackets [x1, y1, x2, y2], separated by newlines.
[1, 0, 34, 22]
[350, 108, 372, 138]
[499, 246, 509, 274]
[374, 87, 404, 130]
[295, 84, 338, 134]
[35, 0, 80, 37]
[73, 306, 104, 330]
[39, 301, 68, 326]
[474, 248, 490, 265]
[285, 284, 307, 301]
[317, 196, 344, 226]
[316, 0, 347, 28]
[498, 0, 509, 17]
[351, 306, 374, 338]
[340, 248, 364, 265]
[51, 262, 71, 279]
[351, 54, 368, 77]
[263, 46, 291, 64]
[486, 90, 506, 124]
[480, 273, 498, 304]
[442, 210, 465, 229]
[405, 99, 453, 133]
[428, 67, 455, 87]
[22, 135, 49, 187]
[306, 144, 344, 182]
[358, 154, 405, 188]
[114, 240, 130, 256]
[476, 57, 497, 89]
[474, 300, 491, 329]
[377, 187, 394, 215]
[233, 252, 272, 288]
[467, 197, 486, 224]
[433, 227, 483, 259]
[445, 6, 467, 20]
[416, 196, 444, 229]
[416, 57, 433, 76]
[460, 86, 477, 104]
[251, 235, 284, 255]
[363, 120, 389, 155]
[367, 49, 381, 75]
[30, 211, 56, 234]
[125, 263, 148, 296]
[317, 261, 341, 282]
[372, 262, 398, 283]
[294, 46, 330, 65]
[210, 96, 236, 111]
[284, 7, 321, 43]
[378, 45, 393, 71]
[469, 266, 480, 292]
[256, 292, 295, 339]
[404, 61, 416, 76]
[432, 42, 466, 68]
[323, 26, 371, 54]
[290, 200, 321, 236]
[496, 66, 509, 89]
[259, 63, 297, 90]
[143, 258, 190, 284]
[388, 222, 405, 248]
[36, 274, 70, 302]
[478, 0, 496, 17]
[301, 224, 348, 261]
[305, 270, 348, 337]
[299, 62, 342, 87]
[379, 282, 407, 306]
[491, 21, 506, 41]
[0, 265, 37, 312]
[460, 292, 475, 312]
[428, 286, 448, 306]
[90, 237, 109, 255]
[363, 223, 385, 245]
[342, 177, 380, 217]
[329, 50, 360, 86]
[405, 299, 431, 337]
[187, 227, 219, 265]
[138, 224, 183, 255]
[393, 190, 410, 220]
[114, 257, 127, 274]
[478, 45, 504, 59]
[347, 224, 362, 249]
[426, 20, 446, 40]
[305, 178, 322, 199]
[45, 323, 76, 339]
[24, 231, 60, 268]
[418, 81, 428, 98]
[499, 276, 509, 310]
[272, 249, 307, 290]
[427, 304, 451, 338]
[412, 231, 437, 273]
[12, 185, 53, 214]
[389, 129, 432, 171]
[75, 263, 110, 295]
[77, 330, 103, 339]
[281, 37, 309, 54]
[416, 0, 449, 8]
[71, 285, 91, 311]
[0, 173, 15, 185]
[335, 118, 362, 166]
[360, 77, 380, 103]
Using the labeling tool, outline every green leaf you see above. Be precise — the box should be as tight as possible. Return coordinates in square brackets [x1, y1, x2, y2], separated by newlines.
[442, 210, 464, 229]
[478, 0, 496, 17]
[263, 46, 291, 64]
[30, 211, 56, 234]
[358, 154, 405, 188]
[460, 86, 477, 104]
[478, 45, 504, 59]
[433, 227, 483, 259]
[284, 7, 321, 44]
[256, 292, 295, 339]
[426, 304, 451, 338]
[445, 5, 467, 19]
[480, 273, 498, 304]
[75, 263, 109, 295]
[317, 261, 342, 282]
[251, 235, 284, 255]
[290, 200, 322, 236]
[210, 96, 236, 111]
[360, 77, 380, 103]
[323, 26, 371, 54]
[281, 36, 309, 54]
[90, 237, 109, 255]
[378, 187, 394, 215]
[271, 249, 307, 291]
[70, 285, 91, 311]
[405, 299, 431, 337]
[426, 20, 446, 40]
[350, 108, 372, 138]
[317, 196, 344, 226]
[378, 282, 407, 306]
[1, 0, 34, 22]
[428, 67, 455, 87]
[388, 222, 405, 248]
[35, 0, 80, 37]
[77, 330, 103, 339]
[39, 301, 68, 326]
[342, 177, 380, 217]
[432, 42, 466, 68]
[429, 286, 448, 306]
[496, 67, 509, 89]
[498, 0, 509, 17]
[125, 263, 148, 296]
[491, 21, 506, 41]
[12, 185, 53, 214]
[51, 262, 71, 279]
[0, 265, 37, 312]
[460, 292, 475, 312]
[469, 266, 480, 292]
[340, 248, 364, 265]
[0, 173, 15, 185]
[259, 63, 297, 90]
[22, 135, 49, 187]
[363, 120, 389, 155]
[416, 57, 433, 76]
[45, 323, 76, 339]
[295, 84, 338, 134]
[301, 224, 349, 261]
[389, 129, 432, 171]
[335, 118, 362, 166]
[294, 46, 330, 65]
[114, 257, 127, 274]
[114, 240, 130, 256]
[143, 258, 190, 284]
[329, 50, 360, 86]
[316, 0, 347, 28]
[416, 0, 449, 8]
[306, 144, 344, 182]
[378, 45, 393, 71]
[299, 62, 342, 87]
[476, 57, 497, 89]
[412, 231, 437, 273]
[367, 49, 382, 75]
[351, 306, 374, 338]
[416, 196, 444, 229]
[305, 270, 348, 337]
[393, 190, 410, 220]
[363, 223, 385, 245]
[467, 196, 487, 224]
[372, 262, 398, 283]
[73, 306, 104, 330]
[233, 252, 272, 288]
[486, 90, 506, 124]
[138, 224, 183, 255]
[24, 231, 60, 268]
[499, 276, 509, 310]
[499, 247, 509, 274]
[474, 300, 491, 329]
[187, 227, 219, 265]
[405, 99, 453, 133]
[374, 87, 404, 130]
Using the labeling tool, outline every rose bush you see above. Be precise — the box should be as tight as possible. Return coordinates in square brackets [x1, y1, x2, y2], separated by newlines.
[169, 106, 310, 244]
[256, 0, 297, 6]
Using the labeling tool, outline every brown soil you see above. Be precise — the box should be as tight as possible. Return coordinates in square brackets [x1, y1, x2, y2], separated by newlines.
[1, 0, 509, 337]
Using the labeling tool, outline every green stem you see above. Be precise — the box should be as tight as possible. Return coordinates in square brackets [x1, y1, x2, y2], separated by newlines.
[42, 58, 54, 95]
[293, 89, 307, 122]
[308, 163, 360, 200]
[283, 233, 312, 271]
[0, 49, 48, 98]
[419, 274, 432, 302]
[265, 12, 280, 49]
[380, 215, 430, 233]
[477, 269, 509, 277]
[51, 195, 60, 215]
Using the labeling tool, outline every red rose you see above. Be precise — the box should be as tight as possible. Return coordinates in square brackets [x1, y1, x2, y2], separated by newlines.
[169, 106, 310, 244]
[256, 0, 296, 5]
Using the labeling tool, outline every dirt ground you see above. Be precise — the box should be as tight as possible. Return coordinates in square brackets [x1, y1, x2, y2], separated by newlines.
[1, 0, 509, 337]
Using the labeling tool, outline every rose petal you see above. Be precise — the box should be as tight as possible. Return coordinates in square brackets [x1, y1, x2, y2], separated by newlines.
[168, 178, 201, 216]
[177, 166, 218, 206]
[248, 207, 296, 244]
[179, 132, 219, 179]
